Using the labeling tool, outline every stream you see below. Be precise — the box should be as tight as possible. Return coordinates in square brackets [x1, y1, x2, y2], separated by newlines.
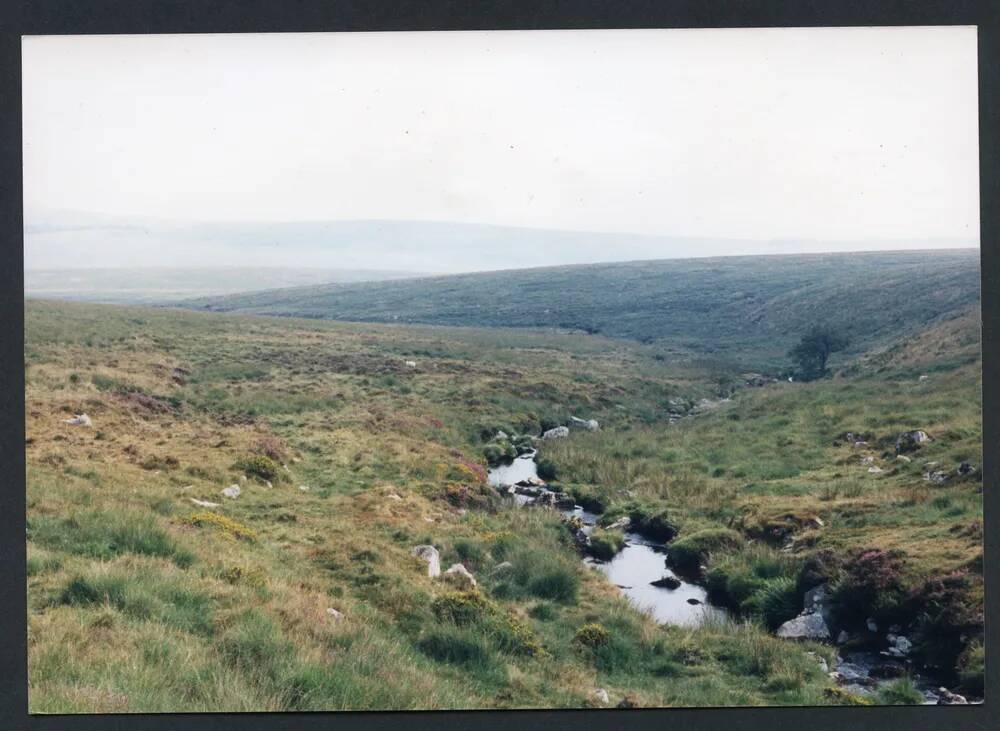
[487, 449, 954, 704]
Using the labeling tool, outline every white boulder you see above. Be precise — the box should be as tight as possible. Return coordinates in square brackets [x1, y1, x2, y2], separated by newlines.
[411, 545, 441, 578]
[221, 485, 241, 499]
[443, 563, 477, 588]
[542, 426, 570, 440]
[64, 413, 92, 427]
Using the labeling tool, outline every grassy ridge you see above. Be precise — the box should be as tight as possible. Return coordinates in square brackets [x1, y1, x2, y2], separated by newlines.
[24, 298, 983, 711]
[186, 249, 980, 368]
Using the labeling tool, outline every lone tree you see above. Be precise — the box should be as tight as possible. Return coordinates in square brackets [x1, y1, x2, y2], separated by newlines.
[788, 326, 848, 381]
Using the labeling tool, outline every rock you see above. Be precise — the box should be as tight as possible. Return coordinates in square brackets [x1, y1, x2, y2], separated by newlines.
[895, 430, 932, 454]
[298, 485, 311, 492]
[588, 688, 610, 706]
[918, 375, 929, 382]
[387, 493, 402, 501]
[936, 687, 969, 705]
[777, 612, 831, 640]
[411, 545, 441, 577]
[404, 360, 417, 368]
[443, 563, 477, 588]
[64, 413, 92, 427]
[495, 430, 509, 440]
[860, 456, 875, 465]
[616, 693, 638, 709]
[924, 470, 950, 484]
[606, 516, 631, 531]
[886, 634, 912, 657]
[239, 475, 248, 484]
[868, 466, 884, 474]
[493, 561, 513, 575]
[221, 485, 241, 499]
[866, 618, 878, 633]
[958, 462, 976, 476]
[870, 661, 907, 679]
[686, 598, 702, 605]
[806, 652, 829, 674]
[568, 416, 600, 431]
[836, 630, 850, 645]
[326, 607, 344, 621]
[542, 426, 570, 440]
[895, 455, 912, 463]
[265, 480, 273, 489]
[803, 583, 829, 613]
[650, 575, 682, 590]
[189, 497, 220, 508]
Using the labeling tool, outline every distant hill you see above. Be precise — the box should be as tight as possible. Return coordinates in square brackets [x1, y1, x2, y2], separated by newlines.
[24, 267, 421, 304]
[184, 249, 981, 368]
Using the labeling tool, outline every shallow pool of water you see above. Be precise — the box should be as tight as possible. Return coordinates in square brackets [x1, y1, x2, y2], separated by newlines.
[487, 452, 539, 488]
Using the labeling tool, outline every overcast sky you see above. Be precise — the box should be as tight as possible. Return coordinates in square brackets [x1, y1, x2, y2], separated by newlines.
[22, 27, 979, 270]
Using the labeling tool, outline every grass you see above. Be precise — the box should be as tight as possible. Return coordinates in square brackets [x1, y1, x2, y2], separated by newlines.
[23, 296, 983, 711]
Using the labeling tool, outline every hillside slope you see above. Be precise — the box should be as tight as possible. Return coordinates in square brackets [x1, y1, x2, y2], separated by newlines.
[185, 249, 980, 368]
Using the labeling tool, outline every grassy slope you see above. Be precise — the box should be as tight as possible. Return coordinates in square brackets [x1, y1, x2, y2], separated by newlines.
[25, 299, 983, 712]
[186, 250, 980, 368]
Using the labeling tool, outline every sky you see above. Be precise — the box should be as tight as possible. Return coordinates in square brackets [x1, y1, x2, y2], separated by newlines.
[22, 27, 980, 271]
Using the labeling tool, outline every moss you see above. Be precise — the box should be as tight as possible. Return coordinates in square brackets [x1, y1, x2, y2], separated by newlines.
[628, 506, 679, 542]
[824, 687, 874, 706]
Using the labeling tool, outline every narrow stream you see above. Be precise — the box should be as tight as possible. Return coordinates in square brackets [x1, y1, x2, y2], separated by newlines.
[487, 449, 957, 703]
[488, 451, 725, 627]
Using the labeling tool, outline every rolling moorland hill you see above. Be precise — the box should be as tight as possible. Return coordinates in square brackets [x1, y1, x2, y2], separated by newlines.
[185, 249, 981, 369]
[24, 298, 983, 711]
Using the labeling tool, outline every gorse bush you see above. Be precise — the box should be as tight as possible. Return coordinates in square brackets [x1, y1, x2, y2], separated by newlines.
[574, 623, 611, 647]
[239, 454, 281, 482]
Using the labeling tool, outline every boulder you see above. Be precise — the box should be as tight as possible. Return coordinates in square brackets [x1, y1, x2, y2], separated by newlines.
[411, 545, 441, 578]
[803, 583, 830, 613]
[64, 413, 92, 427]
[542, 426, 570, 440]
[588, 688, 610, 707]
[298, 485, 311, 492]
[387, 493, 402, 501]
[936, 688, 969, 705]
[650, 575, 682, 590]
[776, 612, 831, 640]
[836, 630, 850, 645]
[568, 416, 600, 432]
[326, 607, 344, 621]
[443, 563, 477, 588]
[886, 634, 912, 657]
[190, 497, 220, 508]
[404, 360, 417, 368]
[924, 470, 950, 484]
[895, 430, 932, 454]
[866, 618, 878, 633]
[958, 462, 976, 476]
[221, 485, 241, 499]
[686, 598, 702, 605]
[868, 466, 884, 474]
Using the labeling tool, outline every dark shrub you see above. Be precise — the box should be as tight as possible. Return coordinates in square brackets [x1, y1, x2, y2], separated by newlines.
[832, 548, 908, 626]
[666, 529, 741, 575]
[536, 457, 558, 481]
[796, 548, 843, 596]
[628, 507, 680, 542]
[907, 571, 983, 678]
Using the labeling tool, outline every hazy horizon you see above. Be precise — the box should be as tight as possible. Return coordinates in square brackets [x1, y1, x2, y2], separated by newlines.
[23, 27, 979, 273]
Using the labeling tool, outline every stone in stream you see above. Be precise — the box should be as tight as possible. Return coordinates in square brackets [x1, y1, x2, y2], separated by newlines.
[650, 576, 682, 590]
[542, 426, 570, 440]
[411, 545, 441, 578]
[686, 598, 702, 605]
